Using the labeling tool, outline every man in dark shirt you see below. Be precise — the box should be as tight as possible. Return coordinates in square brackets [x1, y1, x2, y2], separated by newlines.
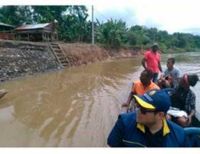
[169, 74, 199, 127]
[145, 126, 164, 147]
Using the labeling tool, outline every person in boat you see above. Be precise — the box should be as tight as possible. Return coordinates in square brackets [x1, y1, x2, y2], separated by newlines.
[121, 69, 160, 110]
[142, 43, 162, 83]
[158, 58, 181, 89]
[108, 89, 189, 147]
[168, 73, 199, 127]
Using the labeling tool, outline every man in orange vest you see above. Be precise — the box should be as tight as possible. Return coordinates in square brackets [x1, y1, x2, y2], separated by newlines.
[122, 69, 160, 111]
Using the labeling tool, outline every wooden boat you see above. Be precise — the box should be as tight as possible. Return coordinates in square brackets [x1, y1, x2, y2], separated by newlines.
[0, 89, 8, 99]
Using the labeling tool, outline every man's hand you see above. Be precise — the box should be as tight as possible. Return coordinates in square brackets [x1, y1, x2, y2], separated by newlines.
[121, 102, 129, 107]
[187, 115, 192, 125]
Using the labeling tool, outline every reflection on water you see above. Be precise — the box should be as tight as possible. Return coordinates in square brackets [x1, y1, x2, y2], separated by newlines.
[0, 58, 141, 147]
[0, 52, 200, 147]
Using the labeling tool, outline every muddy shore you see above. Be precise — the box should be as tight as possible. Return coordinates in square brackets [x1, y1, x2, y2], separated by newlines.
[0, 40, 140, 83]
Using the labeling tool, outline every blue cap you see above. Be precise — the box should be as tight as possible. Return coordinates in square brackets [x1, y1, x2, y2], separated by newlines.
[133, 89, 171, 113]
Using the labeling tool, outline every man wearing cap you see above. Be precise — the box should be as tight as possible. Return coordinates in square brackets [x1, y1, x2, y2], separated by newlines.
[142, 43, 162, 83]
[107, 89, 188, 147]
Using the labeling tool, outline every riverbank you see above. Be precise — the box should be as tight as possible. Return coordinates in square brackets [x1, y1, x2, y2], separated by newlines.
[0, 40, 140, 83]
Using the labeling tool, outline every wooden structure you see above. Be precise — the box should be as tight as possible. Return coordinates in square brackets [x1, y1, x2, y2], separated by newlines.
[15, 22, 58, 42]
[49, 43, 69, 67]
[0, 22, 15, 40]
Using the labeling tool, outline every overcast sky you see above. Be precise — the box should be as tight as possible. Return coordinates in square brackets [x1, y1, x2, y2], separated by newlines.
[87, 0, 200, 35]
[1, 0, 200, 35]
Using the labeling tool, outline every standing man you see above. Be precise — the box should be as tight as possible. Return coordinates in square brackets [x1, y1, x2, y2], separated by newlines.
[142, 43, 162, 83]
[107, 89, 189, 147]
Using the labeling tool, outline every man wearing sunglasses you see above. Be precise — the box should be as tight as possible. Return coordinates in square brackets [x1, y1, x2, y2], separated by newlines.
[107, 89, 188, 147]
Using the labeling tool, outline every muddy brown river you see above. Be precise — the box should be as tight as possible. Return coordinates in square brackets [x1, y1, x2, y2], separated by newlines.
[0, 52, 200, 147]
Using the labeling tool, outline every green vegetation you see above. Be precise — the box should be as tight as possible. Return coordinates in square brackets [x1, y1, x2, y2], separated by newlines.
[1, 6, 200, 52]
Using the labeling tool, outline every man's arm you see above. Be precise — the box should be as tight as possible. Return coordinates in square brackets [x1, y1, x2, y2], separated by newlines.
[176, 68, 181, 78]
[187, 91, 196, 125]
[158, 61, 162, 72]
[141, 58, 147, 70]
[107, 115, 125, 147]
[187, 109, 196, 125]
[122, 83, 135, 107]
[122, 92, 134, 107]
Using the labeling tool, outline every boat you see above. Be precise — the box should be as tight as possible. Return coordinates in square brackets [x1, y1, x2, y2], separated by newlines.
[0, 89, 8, 99]
[184, 125, 200, 147]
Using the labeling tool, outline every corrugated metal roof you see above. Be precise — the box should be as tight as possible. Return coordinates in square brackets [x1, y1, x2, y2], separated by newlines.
[15, 23, 50, 30]
[0, 22, 15, 28]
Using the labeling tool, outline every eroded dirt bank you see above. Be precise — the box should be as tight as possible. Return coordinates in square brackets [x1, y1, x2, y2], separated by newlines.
[0, 40, 139, 82]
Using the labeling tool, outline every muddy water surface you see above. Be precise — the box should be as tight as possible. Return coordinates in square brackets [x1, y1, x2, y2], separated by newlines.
[0, 52, 200, 147]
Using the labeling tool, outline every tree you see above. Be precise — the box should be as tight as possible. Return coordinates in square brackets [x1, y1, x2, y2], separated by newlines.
[128, 25, 150, 46]
[32, 6, 69, 23]
[96, 19, 127, 48]
[57, 6, 90, 42]
[1, 5, 200, 52]
[0, 6, 32, 26]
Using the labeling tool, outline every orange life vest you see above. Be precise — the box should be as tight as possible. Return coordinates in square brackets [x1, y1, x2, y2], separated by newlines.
[132, 80, 160, 95]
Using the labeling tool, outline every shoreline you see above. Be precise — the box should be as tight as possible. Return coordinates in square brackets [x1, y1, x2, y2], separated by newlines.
[0, 40, 139, 83]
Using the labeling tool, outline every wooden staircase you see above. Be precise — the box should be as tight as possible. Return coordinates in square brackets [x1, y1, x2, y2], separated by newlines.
[49, 43, 69, 67]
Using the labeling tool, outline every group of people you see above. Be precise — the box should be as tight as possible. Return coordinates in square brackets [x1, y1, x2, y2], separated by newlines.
[108, 43, 200, 147]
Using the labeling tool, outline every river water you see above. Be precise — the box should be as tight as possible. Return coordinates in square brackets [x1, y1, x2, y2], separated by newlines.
[0, 52, 200, 147]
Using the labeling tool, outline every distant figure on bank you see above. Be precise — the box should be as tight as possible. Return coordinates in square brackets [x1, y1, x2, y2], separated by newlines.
[168, 74, 199, 127]
[158, 58, 181, 89]
[108, 89, 189, 147]
[142, 43, 162, 83]
[122, 69, 159, 110]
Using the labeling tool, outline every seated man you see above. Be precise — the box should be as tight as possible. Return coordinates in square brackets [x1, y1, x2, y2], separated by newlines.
[122, 69, 160, 110]
[168, 74, 199, 127]
[158, 58, 181, 89]
[108, 89, 189, 147]
[157, 75, 173, 89]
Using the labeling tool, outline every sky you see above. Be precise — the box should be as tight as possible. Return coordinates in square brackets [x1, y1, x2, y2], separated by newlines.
[1, 0, 200, 35]
[86, 0, 200, 35]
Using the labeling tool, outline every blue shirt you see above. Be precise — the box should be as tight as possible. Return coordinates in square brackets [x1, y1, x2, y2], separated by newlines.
[107, 112, 189, 147]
